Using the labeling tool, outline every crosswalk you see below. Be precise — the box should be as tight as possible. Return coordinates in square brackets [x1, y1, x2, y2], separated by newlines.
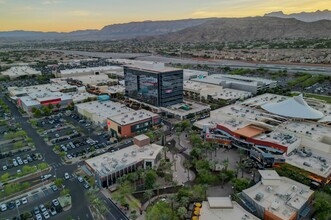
[50, 162, 64, 169]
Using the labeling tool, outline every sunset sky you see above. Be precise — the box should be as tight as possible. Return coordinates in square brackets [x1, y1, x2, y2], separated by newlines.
[0, 0, 330, 32]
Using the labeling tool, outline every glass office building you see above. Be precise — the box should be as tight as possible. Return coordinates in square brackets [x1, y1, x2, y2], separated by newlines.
[124, 65, 183, 107]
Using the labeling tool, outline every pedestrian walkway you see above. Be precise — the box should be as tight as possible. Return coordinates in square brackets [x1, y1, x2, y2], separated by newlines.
[166, 151, 195, 184]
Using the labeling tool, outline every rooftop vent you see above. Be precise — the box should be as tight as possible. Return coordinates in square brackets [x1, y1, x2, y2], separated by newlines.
[255, 192, 264, 201]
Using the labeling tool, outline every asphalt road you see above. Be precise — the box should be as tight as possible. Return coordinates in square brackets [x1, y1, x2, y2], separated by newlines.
[41, 50, 331, 76]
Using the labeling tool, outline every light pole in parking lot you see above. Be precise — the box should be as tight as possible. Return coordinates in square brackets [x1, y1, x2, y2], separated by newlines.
[16, 203, 20, 217]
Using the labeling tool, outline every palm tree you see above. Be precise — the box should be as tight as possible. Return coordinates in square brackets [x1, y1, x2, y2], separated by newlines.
[183, 160, 192, 181]
[153, 182, 161, 198]
[219, 171, 227, 188]
[236, 162, 245, 178]
[222, 158, 229, 171]
[143, 189, 153, 206]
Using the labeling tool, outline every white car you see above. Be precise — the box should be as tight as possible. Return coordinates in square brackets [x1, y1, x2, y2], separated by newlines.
[17, 169, 22, 174]
[43, 211, 50, 219]
[39, 204, 47, 213]
[0, 204, 7, 212]
[66, 154, 73, 159]
[2, 165, 7, 171]
[35, 213, 42, 220]
[52, 199, 60, 207]
[64, 172, 70, 180]
[21, 197, 28, 205]
[77, 176, 84, 183]
[15, 200, 21, 207]
[23, 159, 28, 164]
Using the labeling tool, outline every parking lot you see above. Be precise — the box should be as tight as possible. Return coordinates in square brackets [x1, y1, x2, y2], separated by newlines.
[30, 112, 114, 164]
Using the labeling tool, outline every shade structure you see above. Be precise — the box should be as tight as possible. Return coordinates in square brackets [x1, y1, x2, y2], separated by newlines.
[261, 94, 324, 120]
[195, 203, 202, 207]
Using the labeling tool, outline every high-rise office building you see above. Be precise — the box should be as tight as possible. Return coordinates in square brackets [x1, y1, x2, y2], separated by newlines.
[124, 63, 183, 107]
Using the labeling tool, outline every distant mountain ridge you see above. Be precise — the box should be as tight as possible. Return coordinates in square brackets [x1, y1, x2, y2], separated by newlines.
[0, 18, 213, 41]
[151, 16, 331, 43]
[1, 14, 331, 43]
[265, 9, 331, 22]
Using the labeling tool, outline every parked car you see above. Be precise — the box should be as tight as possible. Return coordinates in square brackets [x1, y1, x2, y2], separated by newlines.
[15, 200, 21, 207]
[43, 210, 50, 219]
[51, 185, 58, 191]
[52, 199, 60, 207]
[77, 176, 84, 183]
[39, 204, 47, 213]
[49, 206, 57, 216]
[35, 213, 42, 220]
[7, 201, 15, 209]
[34, 206, 40, 215]
[21, 197, 28, 205]
[0, 204, 7, 212]
[2, 165, 7, 171]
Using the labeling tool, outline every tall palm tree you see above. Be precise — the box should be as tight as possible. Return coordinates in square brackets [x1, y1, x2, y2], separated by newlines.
[183, 160, 192, 181]
[219, 171, 227, 188]
[222, 158, 229, 171]
[144, 189, 153, 206]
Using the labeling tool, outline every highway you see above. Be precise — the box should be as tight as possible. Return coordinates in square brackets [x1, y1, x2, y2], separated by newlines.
[42, 50, 331, 76]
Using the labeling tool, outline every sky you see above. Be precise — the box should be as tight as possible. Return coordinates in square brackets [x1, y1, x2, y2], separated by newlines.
[0, 0, 330, 32]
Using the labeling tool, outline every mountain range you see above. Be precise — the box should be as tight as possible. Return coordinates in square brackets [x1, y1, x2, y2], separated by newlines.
[1, 10, 331, 43]
[265, 9, 331, 22]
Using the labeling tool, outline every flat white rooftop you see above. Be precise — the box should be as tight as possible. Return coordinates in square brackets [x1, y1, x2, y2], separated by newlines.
[69, 92, 97, 103]
[243, 176, 314, 220]
[160, 101, 210, 117]
[8, 83, 77, 97]
[200, 200, 260, 220]
[286, 147, 331, 178]
[1, 66, 41, 78]
[100, 85, 125, 94]
[19, 91, 72, 107]
[125, 62, 180, 73]
[60, 66, 122, 75]
[192, 74, 276, 86]
[76, 100, 133, 120]
[85, 143, 163, 176]
[184, 80, 251, 101]
[109, 109, 158, 126]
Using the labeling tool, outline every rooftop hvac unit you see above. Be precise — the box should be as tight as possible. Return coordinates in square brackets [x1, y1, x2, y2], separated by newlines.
[130, 117, 134, 120]
[255, 192, 264, 201]
[292, 185, 297, 191]
[266, 186, 273, 192]
[122, 158, 127, 162]
[131, 151, 137, 156]
[124, 153, 128, 157]
[149, 151, 154, 156]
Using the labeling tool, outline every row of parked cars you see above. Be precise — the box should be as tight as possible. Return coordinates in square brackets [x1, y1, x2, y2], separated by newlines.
[32, 199, 61, 220]
[1, 197, 28, 212]
[2, 153, 41, 171]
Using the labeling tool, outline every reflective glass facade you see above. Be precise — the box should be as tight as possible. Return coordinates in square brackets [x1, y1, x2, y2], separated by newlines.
[124, 67, 183, 107]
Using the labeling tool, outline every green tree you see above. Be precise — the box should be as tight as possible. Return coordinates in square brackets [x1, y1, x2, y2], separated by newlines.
[232, 178, 250, 192]
[183, 160, 192, 181]
[54, 178, 64, 187]
[34, 109, 42, 117]
[144, 189, 154, 206]
[177, 207, 187, 219]
[145, 169, 157, 190]
[146, 201, 178, 220]
[313, 192, 331, 220]
[60, 188, 70, 196]
[219, 171, 227, 188]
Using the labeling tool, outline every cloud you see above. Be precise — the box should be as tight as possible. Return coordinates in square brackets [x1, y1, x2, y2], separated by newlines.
[0, 0, 6, 4]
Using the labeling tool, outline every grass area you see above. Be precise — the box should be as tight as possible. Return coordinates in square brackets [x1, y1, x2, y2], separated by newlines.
[291, 92, 331, 104]
[304, 93, 331, 104]
[287, 74, 312, 87]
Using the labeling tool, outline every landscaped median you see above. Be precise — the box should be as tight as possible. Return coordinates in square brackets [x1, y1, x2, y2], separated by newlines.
[0, 162, 50, 200]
